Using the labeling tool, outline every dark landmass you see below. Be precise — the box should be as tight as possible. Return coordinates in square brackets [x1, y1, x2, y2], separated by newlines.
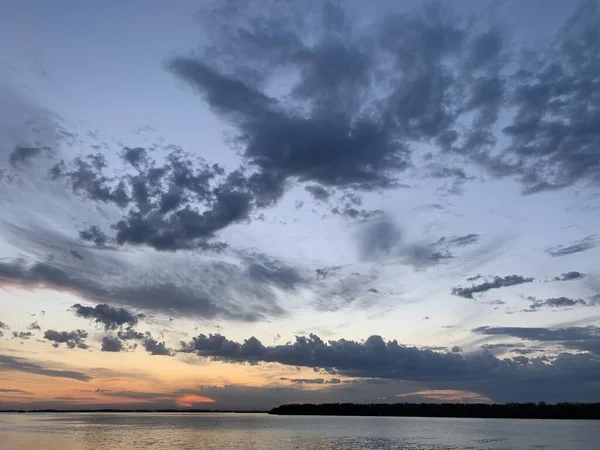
[269, 402, 600, 420]
[0, 409, 266, 414]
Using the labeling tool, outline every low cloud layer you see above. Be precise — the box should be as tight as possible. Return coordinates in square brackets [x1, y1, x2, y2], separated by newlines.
[179, 330, 600, 401]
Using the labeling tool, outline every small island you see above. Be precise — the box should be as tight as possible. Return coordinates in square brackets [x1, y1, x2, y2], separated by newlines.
[269, 402, 600, 420]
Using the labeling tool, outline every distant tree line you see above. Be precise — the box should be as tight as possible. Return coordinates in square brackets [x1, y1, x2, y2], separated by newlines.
[269, 402, 600, 420]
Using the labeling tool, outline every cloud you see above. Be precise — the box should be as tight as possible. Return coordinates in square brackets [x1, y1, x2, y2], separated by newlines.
[0, 321, 8, 330]
[474, 326, 600, 355]
[108, 327, 174, 356]
[9, 146, 49, 168]
[78, 226, 108, 247]
[44, 329, 89, 349]
[305, 185, 332, 202]
[101, 336, 123, 352]
[546, 236, 596, 257]
[242, 252, 307, 292]
[357, 217, 452, 269]
[12, 331, 33, 340]
[331, 205, 383, 221]
[0, 250, 294, 321]
[280, 377, 341, 385]
[452, 274, 534, 299]
[117, 327, 145, 341]
[446, 234, 480, 247]
[0, 354, 91, 381]
[27, 321, 41, 331]
[315, 265, 343, 280]
[71, 303, 144, 330]
[554, 271, 586, 281]
[142, 334, 174, 356]
[524, 296, 589, 312]
[0, 388, 31, 394]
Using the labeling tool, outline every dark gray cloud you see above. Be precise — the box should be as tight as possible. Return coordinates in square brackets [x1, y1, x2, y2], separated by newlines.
[331, 205, 383, 221]
[524, 296, 589, 312]
[111, 328, 173, 356]
[474, 326, 600, 355]
[466, 274, 484, 281]
[554, 271, 586, 281]
[142, 334, 174, 356]
[0, 321, 8, 330]
[481, 343, 518, 352]
[101, 336, 123, 352]
[50, 146, 245, 251]
[44, 329, 89, 349]
[12, 331, 33, 340]
[0, 354, 91, 381]
[78, 226, 108, 247]
[242, 252, 307, 292]
[70, 250, 84, 260]
[546, 236, 596, 257]
[180, 332, 528, 381]
[71, 303, 143, 330]
[305, 185, 332, 202]
[9, 145, 49, 168]
[117, 326, 145, 341]
[452, 274, 534, 299]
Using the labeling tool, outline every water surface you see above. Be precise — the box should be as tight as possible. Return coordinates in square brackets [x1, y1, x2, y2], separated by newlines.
[1, 412, 598, 449]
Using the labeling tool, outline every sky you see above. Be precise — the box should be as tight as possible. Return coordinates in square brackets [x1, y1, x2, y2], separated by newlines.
[1, 0, 600, 410]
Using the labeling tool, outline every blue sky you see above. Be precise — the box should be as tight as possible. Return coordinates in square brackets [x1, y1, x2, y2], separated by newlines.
[1, 0, 600, 409]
